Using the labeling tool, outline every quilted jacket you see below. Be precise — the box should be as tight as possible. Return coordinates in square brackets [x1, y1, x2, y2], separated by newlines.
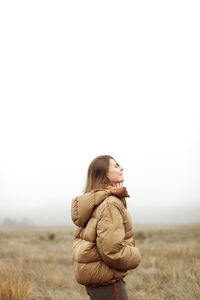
[71, 187, 141, 286]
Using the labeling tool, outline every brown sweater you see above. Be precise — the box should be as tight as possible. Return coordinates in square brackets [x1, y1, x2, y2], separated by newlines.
[71, 187, 141, 286]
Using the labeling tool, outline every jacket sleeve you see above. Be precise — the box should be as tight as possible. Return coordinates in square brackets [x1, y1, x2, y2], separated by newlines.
[96, 200, 141, 271]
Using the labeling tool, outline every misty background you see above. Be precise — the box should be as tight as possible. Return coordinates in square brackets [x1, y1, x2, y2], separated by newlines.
[0, 1, 200, 226]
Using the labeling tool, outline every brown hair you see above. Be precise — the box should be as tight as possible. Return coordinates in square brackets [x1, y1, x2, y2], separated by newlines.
[84, 155, 114, 193]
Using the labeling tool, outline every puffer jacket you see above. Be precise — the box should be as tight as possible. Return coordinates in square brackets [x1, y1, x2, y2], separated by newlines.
[71, 187, 141, 287]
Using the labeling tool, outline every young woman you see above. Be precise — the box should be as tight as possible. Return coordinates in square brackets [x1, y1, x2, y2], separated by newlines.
[71, 155, 141, 300]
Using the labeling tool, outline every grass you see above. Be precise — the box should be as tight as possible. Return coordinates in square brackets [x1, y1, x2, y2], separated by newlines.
[0, 263, 32, 300]
[0, 224, 199, 299]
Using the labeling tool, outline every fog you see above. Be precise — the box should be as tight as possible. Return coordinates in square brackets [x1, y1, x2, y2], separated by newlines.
[0, 1, 200, 226]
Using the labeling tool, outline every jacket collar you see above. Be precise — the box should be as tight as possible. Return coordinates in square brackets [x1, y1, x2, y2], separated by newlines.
[105, 186, 130, 199]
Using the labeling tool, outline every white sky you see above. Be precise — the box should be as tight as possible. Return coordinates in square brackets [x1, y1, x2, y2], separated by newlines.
[0, 1, 200, 225]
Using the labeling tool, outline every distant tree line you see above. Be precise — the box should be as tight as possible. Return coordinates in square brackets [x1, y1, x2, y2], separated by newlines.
[1, 217, 35, 227]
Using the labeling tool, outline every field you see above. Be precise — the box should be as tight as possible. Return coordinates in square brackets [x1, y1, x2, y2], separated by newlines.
[0, 224, 200, 300]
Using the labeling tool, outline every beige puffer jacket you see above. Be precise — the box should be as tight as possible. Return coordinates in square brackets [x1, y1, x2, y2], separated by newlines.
[71, 187, 141, 287]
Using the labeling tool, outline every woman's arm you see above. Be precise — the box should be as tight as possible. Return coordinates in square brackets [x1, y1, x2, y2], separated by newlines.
[96, 200, 141, 272]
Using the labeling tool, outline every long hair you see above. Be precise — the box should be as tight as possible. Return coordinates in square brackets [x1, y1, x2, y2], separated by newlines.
[84, 155, 114, 193]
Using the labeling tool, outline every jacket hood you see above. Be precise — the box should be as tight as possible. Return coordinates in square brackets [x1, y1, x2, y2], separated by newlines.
[71, 187, 129, 227]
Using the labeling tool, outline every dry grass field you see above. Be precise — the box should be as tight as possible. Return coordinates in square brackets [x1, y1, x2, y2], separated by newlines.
[0, 224, 200, 300]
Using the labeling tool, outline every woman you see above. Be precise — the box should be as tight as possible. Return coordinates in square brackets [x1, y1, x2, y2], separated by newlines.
[71, 155, 141, 300]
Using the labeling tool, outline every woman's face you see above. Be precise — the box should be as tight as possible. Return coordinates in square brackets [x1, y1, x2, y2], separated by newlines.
[107, 159, 124, 186]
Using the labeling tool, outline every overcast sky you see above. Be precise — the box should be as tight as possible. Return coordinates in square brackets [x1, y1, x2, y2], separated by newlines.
[0, 1, 200, 226]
